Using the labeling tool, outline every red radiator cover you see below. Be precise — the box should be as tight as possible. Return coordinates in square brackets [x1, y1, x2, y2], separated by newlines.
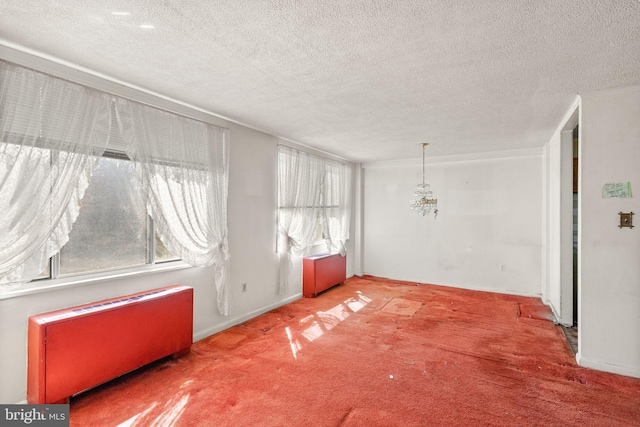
[27, 285, 193, 404]
[303, 253, 347, 298]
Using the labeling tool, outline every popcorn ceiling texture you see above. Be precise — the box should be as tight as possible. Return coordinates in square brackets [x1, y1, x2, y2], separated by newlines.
[1, 0, 639, 161]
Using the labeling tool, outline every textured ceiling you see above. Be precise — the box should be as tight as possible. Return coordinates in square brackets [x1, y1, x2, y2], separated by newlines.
[1, 1, 640, 162]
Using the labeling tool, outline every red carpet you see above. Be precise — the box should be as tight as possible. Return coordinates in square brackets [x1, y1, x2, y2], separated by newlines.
[70, 276, 640, 426]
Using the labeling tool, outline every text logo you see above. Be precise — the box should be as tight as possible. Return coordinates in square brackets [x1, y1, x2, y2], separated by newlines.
[0, 405, 69, 427]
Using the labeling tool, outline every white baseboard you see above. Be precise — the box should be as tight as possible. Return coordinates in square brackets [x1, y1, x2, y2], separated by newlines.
[194, 293, 303, 342]
[577, 353, 640, 379]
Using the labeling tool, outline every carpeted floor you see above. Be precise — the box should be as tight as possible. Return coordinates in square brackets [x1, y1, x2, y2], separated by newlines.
[70, 276, 640, 426]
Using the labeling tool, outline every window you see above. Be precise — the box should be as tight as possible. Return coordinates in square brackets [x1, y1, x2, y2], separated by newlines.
[59, 155, 147, 275]
[1, 60, 230, 315]
[35, 152, 179, 281]
[276, 145, 352, 294]
[277, 146, 352, 250]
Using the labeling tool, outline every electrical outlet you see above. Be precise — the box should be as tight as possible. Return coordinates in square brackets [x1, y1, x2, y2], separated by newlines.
[242, 282, 247, 292]
[500, 264, 506, 272]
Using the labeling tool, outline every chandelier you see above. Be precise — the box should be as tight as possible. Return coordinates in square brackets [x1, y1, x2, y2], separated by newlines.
[409, 143, 438, 218]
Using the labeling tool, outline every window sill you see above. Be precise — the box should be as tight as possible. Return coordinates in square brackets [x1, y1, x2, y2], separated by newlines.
[0, 261, 193, 300]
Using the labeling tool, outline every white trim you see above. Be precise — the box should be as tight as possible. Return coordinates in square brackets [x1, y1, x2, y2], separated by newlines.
[555, 95, 581, 134]
[547, 300, 572, 327]
[353, 163, 364, 276]
[360, 276, 545, 300]
[194, 293, 302, 341]
[580, 83, 640, 98]
[277, 140, 354, 164]
[577, 354, 640, 379]
[0, 261, 192, 300]
[362, 147, 543, 169]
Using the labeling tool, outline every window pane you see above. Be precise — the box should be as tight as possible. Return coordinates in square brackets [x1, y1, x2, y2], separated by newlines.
[155, 233, 180, 263]
[35, 261, 51, 280]
[60, 156, 147, 275]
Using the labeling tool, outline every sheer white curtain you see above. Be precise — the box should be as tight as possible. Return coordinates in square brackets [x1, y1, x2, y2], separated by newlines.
[277, 146, 324, 295]
[277, 145, 352, 295]
[0, 60, 112, 286]
[115, 98, 232, 315]
[322, 159, 353, 256]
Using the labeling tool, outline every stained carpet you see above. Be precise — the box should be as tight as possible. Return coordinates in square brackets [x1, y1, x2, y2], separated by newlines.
[70, 276, 640, 426]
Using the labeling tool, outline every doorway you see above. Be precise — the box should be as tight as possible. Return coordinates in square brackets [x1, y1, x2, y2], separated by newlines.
[562, 125, 579, 354]
[556, 108, 579, 355]
[572, 126, 579, 327]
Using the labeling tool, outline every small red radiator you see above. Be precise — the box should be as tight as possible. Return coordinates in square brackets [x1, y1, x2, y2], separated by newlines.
[303, 253, 347, 298]
[27, 285, 193, 404]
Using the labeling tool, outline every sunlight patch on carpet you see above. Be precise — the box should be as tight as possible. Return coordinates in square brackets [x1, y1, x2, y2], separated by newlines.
[381, 298, 422, 316]
[285, 292, 373, 359]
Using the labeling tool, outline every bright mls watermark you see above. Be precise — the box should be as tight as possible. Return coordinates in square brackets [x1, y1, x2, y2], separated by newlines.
[0, 405, 69, 427]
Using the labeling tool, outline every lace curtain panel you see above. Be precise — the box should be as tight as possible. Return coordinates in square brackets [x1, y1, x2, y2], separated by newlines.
[0, 60, 231, 315]
[322, 158, 353, 256]
[277, 146, 324, 295]
[115, 98, 231, 315]
[0, 61, 112, 286]
[277, 145, 352, 295]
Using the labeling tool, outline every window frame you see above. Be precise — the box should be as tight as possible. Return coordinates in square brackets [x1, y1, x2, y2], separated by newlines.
[7, 149, 185, 297]
[276, 145, 350, 249]
[5, 258, 192, 299]
[51, 149, 181, 279]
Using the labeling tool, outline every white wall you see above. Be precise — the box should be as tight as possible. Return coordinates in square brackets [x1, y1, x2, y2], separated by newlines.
[0, 47, 355, 403]
[546, 130, 562, 309]
[541, 143, 550, 303]
[578, 85, 640, 378]
[362, 151, 543, 296]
